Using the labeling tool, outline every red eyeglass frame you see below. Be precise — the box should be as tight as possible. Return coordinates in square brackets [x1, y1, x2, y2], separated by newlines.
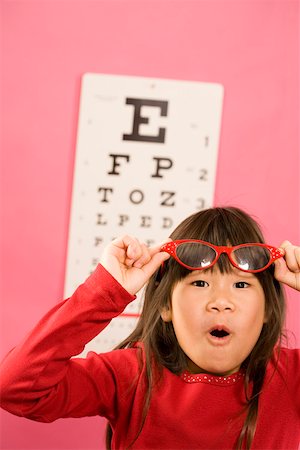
[160, 240, 284, 273]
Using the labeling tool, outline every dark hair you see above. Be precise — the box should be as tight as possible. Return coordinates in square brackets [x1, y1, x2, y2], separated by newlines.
[106, 207, 286, 449]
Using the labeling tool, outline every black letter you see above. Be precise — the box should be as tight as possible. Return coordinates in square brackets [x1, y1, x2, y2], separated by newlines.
[97, 214, 107, 225]
[118, 214, 129, 226]
[140, 216, 152, 228]
[129, 190, 144, 204]
[94, 237, 103, 246]
[197, 198, 206, 210]
[123, 98, 168, 143]
[107, 154, 130, 175]
[160, 191, 175, 207]
[98, 187, 113, 202]
[199, 169, 208, 181]
[162, 217, 173, 228]
[151, 157, 173, 178]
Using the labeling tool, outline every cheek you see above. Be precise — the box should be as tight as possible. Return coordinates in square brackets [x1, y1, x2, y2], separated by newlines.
[239, 300, 266, 339]
[171, 296, 205, 339]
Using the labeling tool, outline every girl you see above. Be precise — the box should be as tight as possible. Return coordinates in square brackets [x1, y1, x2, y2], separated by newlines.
[0, 207, 299, 450]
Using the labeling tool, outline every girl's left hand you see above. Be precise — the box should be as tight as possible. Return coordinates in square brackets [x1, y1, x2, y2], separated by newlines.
[274, 241, 300, 291]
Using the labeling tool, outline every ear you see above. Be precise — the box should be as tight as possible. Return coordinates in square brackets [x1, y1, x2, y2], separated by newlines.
[160, 306, 172, 322]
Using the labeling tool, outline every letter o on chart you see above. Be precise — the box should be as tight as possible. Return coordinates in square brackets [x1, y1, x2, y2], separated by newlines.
[129, 190, 144, 204]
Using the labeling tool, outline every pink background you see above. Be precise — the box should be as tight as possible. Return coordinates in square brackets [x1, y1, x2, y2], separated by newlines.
[1, 1, 299, 449]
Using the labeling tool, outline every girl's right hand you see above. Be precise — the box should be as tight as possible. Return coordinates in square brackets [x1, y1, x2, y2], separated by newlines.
[100, 235, 170, 295]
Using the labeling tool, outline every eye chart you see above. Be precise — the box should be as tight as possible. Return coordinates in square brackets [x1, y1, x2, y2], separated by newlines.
[64, 73, 224, 355]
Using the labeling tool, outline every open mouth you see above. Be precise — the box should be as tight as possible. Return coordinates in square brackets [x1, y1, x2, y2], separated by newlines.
[209, 327, 230, 338]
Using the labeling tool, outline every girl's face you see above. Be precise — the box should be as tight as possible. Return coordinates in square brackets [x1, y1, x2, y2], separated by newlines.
[161, 266, 267, 376]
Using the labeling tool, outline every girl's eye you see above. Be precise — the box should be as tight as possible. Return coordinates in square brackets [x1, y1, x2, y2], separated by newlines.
[235, 282, 250, 289]
[191, 280, 209, 287]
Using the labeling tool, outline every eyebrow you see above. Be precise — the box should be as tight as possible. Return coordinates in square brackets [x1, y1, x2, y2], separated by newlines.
[186, 268, 257, 278]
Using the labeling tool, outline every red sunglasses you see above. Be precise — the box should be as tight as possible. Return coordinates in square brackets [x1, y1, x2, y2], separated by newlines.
[160, 240, 284, 273]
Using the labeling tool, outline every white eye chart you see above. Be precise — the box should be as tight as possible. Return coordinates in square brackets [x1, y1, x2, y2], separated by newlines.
[64, 73, 224, 355]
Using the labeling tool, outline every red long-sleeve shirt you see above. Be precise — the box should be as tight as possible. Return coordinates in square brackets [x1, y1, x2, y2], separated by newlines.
[0, 264, 299, 449]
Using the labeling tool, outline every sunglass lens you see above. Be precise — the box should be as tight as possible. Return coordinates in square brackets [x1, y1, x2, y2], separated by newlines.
[176, 243, 216, 269]
[232, 246, 271, 271]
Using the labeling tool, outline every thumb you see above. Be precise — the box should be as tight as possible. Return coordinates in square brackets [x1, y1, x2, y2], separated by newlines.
[273, 257, 287, 283]
[273, 256, 300, 290]
[141, 250, 170, 279]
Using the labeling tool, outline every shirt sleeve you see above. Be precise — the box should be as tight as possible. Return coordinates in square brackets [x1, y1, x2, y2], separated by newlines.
[0, 264, 136, 423]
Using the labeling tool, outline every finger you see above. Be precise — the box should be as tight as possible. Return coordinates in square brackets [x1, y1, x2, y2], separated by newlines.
[274, 254, 300, 291]
[133, 238, 172, 269]
[273, 257, 288, 280]
[132, 243, 152, 268]
[139, 251, 170, 279]
[112, 235, 139, 253]
[279, 241, 300, 273]
[295, 246, 300, 268]
[148, 238, 173, 257]
[112, 235, 143, 265]
[273, 258, 293, 286]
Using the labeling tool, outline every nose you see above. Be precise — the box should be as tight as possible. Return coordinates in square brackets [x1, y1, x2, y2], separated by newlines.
[206, 289, 235, 313]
